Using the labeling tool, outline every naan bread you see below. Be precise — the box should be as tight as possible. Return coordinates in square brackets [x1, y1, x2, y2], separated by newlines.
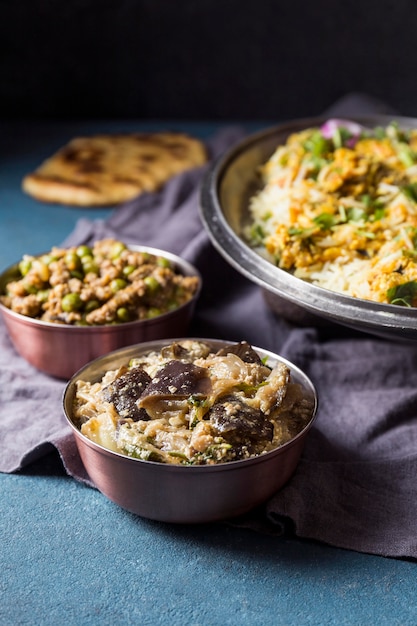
[22, 132, 208, 206]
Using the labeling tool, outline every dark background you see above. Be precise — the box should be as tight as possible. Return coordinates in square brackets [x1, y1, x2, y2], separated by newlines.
[1, 0, 416, 121]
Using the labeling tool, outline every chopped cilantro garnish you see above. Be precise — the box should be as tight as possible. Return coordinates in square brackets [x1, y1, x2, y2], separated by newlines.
[313, 213, 337, 230]
[386, 121, 412, 144]
[361, 194, 372, 208]
[303, 131, 330, 157]
[402, 249, 417, 260]
[306, 154, 328, 179]
[338, 205, 347, 222]
[288, 226, 315, 238]
[235, 381, 268, 394]
[397, 143, 416, 168]
[168, 451, 189, 460]
[401, 183, 417, 203]
[250, 224, 265, 244]
[387, 281, 417, 306]
[409, 227, 417, 248]
[373, 126, 387, 139]
[188, 395, 207, 407]
[332, 127, 353, 149]
[347, 206, 368, 222]
[372, 206, 386, 221]
[128, 447, 162, 462]
[288, 227, 303, 236]
[355, 230, 375, 239]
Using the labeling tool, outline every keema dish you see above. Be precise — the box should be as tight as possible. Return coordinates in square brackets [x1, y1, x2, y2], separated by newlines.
[0, 238, 199, 326]
[246, 119, 417, 307]
[0, 242, 201, 379]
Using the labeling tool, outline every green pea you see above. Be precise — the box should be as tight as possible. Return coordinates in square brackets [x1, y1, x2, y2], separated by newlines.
[157, 256, 171, 268]
[122, 265, 135, 277]
[24, 283, 39, 295]
[175, 286, 186, 298]
[76, 245, 93, 258]
[75, 318, 89, 326]
[32, 260, 50, 282]
[70, 270, 84, 280]
[40, 254, 58, 265]
[110, 242, 127, 259]
[144, 276, 160, 293]
[82, 259, 99, 275]
[116, 307, 131, 322]
[61, 292, 83, 312]
[64, 252, 81, 271]
[36, 289, 50, 303]
[110, 278, 127, 293]
[85, 299, 100, 313]
[19, 258, 33, 276]
[80, 254, 94, 265]
[147, 307, 162, 319]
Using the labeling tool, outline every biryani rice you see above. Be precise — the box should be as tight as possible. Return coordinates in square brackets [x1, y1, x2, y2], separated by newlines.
[246, 120, 417, 307]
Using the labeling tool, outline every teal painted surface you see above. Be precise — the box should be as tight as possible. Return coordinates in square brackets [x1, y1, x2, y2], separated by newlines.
[3, 460, 417, 626]
[1, 121, 417, 626]
[2, 461, 417, 626]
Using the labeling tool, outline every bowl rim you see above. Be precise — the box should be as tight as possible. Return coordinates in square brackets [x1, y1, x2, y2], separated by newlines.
[0, 243, 202, 331]
[199, 114, 417, 337]
[63, 337, 318, 472]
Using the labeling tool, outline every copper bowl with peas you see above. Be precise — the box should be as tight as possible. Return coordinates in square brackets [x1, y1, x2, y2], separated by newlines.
[0, 239, 201, 379]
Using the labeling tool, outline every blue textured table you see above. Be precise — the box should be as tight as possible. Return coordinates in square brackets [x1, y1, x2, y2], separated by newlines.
[1, 121, 417, 626]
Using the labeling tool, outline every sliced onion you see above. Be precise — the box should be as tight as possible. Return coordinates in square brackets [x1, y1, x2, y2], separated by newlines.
[320, 118, 366, 139]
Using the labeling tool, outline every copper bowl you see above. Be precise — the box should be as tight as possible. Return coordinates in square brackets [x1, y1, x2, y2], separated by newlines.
[0, 246, 201, 380]
[200, 115, 417, 340]
[63, 338, 318, 524]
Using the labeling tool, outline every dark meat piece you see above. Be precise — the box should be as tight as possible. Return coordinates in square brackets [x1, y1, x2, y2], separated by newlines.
[216, 341, 264, 365]
[160, 342, 190, 360]
[102, 367, 152, 421]
[138, 360, 212, 420]
[160, 340, 211, 362]
[140, 360, 211, 400]
[208, 394, 273, 444]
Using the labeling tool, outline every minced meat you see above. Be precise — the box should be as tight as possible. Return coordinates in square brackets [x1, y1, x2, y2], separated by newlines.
[0, 239, 200, 326]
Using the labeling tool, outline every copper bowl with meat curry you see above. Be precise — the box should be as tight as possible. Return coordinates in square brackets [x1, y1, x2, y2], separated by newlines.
[63, 338, 318, 524]
[0, 241, 201, 380]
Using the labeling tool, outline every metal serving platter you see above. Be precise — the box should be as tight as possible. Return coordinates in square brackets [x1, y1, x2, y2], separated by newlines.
[200, 115, 417, 341]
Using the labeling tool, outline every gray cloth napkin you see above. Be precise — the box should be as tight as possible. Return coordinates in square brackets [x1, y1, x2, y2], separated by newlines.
[3, 95, 417, 560]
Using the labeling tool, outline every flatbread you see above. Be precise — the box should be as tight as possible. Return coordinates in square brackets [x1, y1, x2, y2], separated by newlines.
[22, 132, 208, 206]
